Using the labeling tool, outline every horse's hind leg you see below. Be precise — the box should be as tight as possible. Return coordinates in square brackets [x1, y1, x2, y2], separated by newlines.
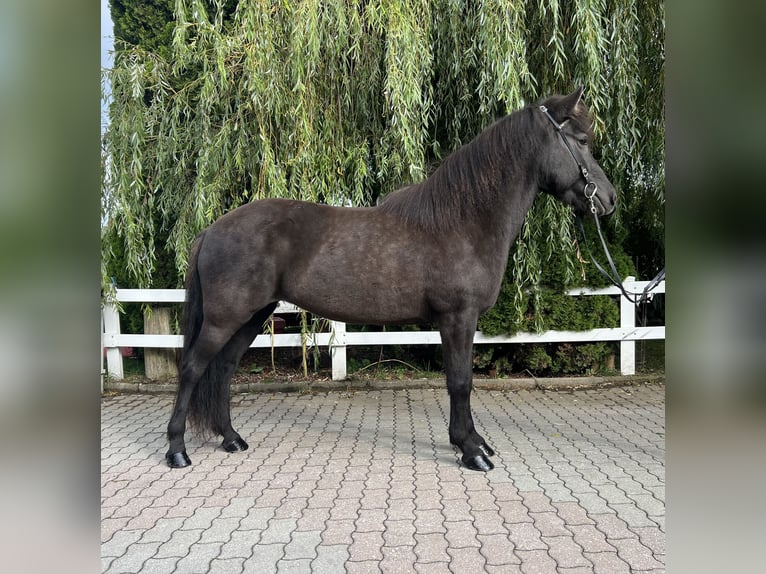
[215, 304, 277, 453]
[166, 323, 233, 468]
[166, 304, 276, 468]
[438, 312, 495, 472]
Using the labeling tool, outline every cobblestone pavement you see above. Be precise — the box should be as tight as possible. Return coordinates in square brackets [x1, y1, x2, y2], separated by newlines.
[102, 383, 665, 573]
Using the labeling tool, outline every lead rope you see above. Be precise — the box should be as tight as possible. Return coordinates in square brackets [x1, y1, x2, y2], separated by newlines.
[575, 214, 664, 305]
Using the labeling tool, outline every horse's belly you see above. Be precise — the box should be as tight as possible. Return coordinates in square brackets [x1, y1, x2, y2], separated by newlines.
[281, 266, 431, 325]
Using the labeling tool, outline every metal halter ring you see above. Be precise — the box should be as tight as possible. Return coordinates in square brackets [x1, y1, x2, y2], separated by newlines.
[583, 181, 598, 213]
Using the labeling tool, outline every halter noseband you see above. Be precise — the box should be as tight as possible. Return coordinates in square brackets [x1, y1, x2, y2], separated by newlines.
[539, 105, 598, 212]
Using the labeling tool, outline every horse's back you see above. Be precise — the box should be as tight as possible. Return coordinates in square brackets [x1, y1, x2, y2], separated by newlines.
[196, 198, 498, 325]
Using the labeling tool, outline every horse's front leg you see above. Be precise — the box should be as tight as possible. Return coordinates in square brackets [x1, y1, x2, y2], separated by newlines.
[438, 312, 495, 471]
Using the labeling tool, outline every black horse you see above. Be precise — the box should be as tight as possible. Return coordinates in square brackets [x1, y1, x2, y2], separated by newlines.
[166, 88, 616, 471]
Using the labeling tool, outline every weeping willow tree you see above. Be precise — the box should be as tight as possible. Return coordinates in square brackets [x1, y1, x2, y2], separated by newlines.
[102, 0, 664, 335]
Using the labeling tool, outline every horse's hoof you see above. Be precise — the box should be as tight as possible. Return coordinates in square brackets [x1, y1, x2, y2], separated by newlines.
[166, 451, 191, 468]
[462, 453, 495, 472]
[479, 443, 496, 457]
[222, 437, 248, 453]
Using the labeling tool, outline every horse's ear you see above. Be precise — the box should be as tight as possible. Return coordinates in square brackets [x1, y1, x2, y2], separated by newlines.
[560, 87, 585, 117]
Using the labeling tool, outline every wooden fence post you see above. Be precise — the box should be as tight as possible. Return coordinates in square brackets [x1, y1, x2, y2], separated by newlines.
[330, 320, 347, 381]
[102, 302, 124, 380]
[620, 276, 636, 375]
[144, 306, 177, 380]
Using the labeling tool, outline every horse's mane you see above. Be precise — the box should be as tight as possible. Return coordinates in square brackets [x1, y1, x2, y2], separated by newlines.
[378, 111, 533, 232]
[378, 96, 594, 233]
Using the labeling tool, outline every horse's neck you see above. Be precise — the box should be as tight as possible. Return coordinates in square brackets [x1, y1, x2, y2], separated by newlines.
[463, 120, 540, 248]
[478, 171, 539, 250]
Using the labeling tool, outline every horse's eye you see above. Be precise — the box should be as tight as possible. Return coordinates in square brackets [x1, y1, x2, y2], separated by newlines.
[577, 137, 588, 146]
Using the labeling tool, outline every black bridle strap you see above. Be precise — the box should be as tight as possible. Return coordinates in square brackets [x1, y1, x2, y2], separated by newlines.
[540, 106, 589, 179]
[539, 105, 664, 303]
[539, 105, 598, 207]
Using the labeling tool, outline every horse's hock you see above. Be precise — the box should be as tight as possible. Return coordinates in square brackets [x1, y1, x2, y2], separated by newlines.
[144, 306, 176, 380]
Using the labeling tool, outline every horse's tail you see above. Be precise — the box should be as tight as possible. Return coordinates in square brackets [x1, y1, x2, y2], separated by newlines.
[178, 231, 229, 437]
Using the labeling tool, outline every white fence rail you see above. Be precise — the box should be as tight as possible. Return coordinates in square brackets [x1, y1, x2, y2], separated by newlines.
[101, 276, 664, 385]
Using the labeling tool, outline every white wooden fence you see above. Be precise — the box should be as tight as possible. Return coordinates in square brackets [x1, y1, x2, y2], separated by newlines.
[101, 277, 664, 385]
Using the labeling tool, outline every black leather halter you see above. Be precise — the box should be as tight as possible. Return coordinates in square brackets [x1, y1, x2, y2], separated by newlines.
[538, 104, 665, 304]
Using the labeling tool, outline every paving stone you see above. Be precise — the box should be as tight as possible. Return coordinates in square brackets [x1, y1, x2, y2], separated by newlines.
[572, 492, 614, 515]
[632, 525, 665, 558]
[529, 511, 570, 538]
[567, 524, 616, 554]
[274, 496, 310, 520]
[477, 533, 520, 566]
[486, 565, 523, 574]
[520, 491, 556, 514]
[414, 508, 446, 534]
[346, 560, 383, 574]
[101, 529, 144, 557]
[259, 518, 298, 545]
[184, 506, 224, 530]
[583, 550, 631, 574]
[283, 530, 321, 560]
[626, 492, 665, 519]
[414, 488, 444, 511]
[610, 537, 665, 570]
[443, 519, 481, 548]
[507, 522, 547, 551]
[415, 562, 451, 574]
[557, 567, 595, 574]
[472, 510, 508, 536]
[466, 489, 500, 511]
[139, 556, 180, 574]
[174, 542, 223, 573]
[242, 543, 284, 574]
[382, 519, 416, 547]
[102, 385, 664, 574]
[295, 507, 331, 532]
[329, 497, 361, 520]
[356, 508, 387, 532]
[321, 518, 356, 545]
[219, 530, 260, 559]
[240, 506, 276, 531]
[380, 545, 418, 573]
[311, 544, 350, 574]
[543, 535, 590, 569]
[447, 546, 487, 572]
[414, 532, 450, 563]
[276, 558, 313, 573]
[349, 531, 385, 561]
[105, 541, 160, 573]
[515, 549, 557, 573]
[496, 500, 534, 524]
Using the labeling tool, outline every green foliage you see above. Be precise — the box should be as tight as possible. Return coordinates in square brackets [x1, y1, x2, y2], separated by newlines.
[478, 212, 633, 337]
[552, 343, 613, 375]
[476, 210, 634, 375]
[102, 1, 662, 375]
[110, 0, 176, 58]
[102, 0, 664, 291]
[110, 0, 238, 58]
[480, 341, 616, 377]
[101, 226, 143, 334]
